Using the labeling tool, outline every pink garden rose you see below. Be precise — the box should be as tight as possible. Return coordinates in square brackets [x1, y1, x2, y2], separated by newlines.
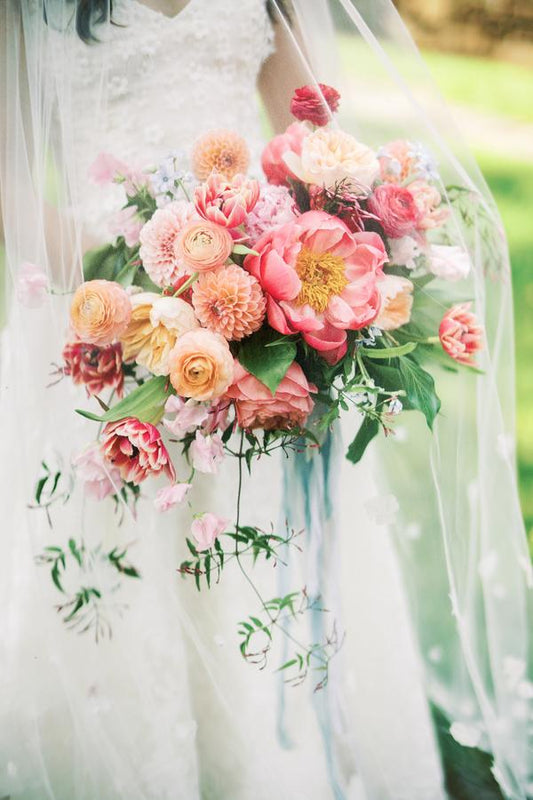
[63, 341, 124, 397]
[191, 512, 228, 551]
[225, 361, 315, 431]
[367, 184, 421, 239]
[16, 262, 48, 308]
[102, 417, 176, 485]
[439, 303, 483, 366]
[290, 83, 340, 127]
[139, 200, 198, 287]
[73, 444, 122, 501]
[244, 210, 386, 363]
[194, 173, 260, 229]
[261, 122, 308, 187]
[154, 482, 192, 512]
[190, 431, 225, 474]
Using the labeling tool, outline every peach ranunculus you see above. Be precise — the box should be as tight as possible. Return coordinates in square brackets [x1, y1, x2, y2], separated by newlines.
[439, 303, 483, 366]
[191, 129, 250, 182]
[409, 179, 450, 230]
[225, 360, 316, 431]
[120, 292, 199, 376]
[194, 173, 260, 229]
[102, 417, 176, 485]
[192, 264, 266, 341]
[261, 122, 308, 186]
[168, 328, 234, 401]
[175, 220, 233, 273]
[244, 210, 387, 364]
[374, 275, 414, 331]
[139, 200, 198, 288]
[70, 280, 132, 346]
[283, 129, 380, 191]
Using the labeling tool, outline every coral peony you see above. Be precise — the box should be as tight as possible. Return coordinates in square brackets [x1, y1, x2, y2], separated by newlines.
[191, 512, 228, 551]
[194, 173, 259, 229]
[245, 184, 298, 243]
[63, 341, 124, 397]
[73, 443, 122, 501]
[192, 264, 266, 341]
[120, 292, 199, 376]
[154, 482, 192, 512]
[290, 83, 340, 126]
[439, 303, 483, 366]
[139, 200, 198, 287]
[16, 262, 48, 308]
[261, 122, 308, 187]
[192, 129, 250, 182]
[175, 220, 233, 272]
[409, 180, 449, 230]
[367, 184, 421, 239]
[70, 280, 131, 346]
[190, 431, 225, 474]
[374, 275, 414, 331]
[168, 328, 234, 401]
[244, 210, 386, 363]
[283, 129, 380, 191]
[226, 361, 315, 431]
[102, 417, 176, 485]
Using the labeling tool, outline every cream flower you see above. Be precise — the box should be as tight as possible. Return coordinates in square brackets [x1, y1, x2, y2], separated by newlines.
[374, 275, 414, 331]
[283, 129, 380, 190]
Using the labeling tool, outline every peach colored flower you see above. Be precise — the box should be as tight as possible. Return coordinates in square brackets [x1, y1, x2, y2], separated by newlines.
[191, 512, 228, 551]
[139, 200, 198, 287]
[63, 341, 124, 397]
[439, 303, 483, 366]
[374, 275, 414, 331]
[194, 173, 260, 229]
[283, 129, 380, 191]
[102, 417, 176, 485]
[70, 280, 131, 346]
[410, 179, 449, 230]
[261, 122, 308, 187]
[121, 292, 199, 376]
[379, 140, 419, 183]
[192, 129, 250, 182]
[226, 361, 315, 431]
[175, 220, 233, 273]
[192, 264, 266, 341]
[168, 328, 234, 401]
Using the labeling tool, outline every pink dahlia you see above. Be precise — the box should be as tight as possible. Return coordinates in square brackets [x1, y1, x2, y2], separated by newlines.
[226, 361, 315, 431]
[367, 184, 421, 239]
[290, 83, 340, 127]
[63, 341, 124, 397]
[261, 122, 308, 187]
[245, 184, 299, 244]
[194, 173, 260, 229]
[102, 417, 176, 485]
[192, 264, 266, 341]
[139, 201, 198, 287]
[439, 303, 483, 367]
[244, 210, 386, 364]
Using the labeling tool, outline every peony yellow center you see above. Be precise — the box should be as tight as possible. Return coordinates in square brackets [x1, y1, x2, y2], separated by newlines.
[295, 247, 347, 313]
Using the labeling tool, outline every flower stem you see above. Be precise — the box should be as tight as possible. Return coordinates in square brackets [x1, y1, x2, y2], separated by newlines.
[174, 272, 199, 297]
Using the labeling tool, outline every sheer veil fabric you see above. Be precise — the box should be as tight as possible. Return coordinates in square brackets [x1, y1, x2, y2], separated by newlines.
[0, 1, 532, 799]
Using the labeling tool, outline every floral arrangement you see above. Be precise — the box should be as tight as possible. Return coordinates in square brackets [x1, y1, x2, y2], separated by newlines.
[28, 84, 483, 683]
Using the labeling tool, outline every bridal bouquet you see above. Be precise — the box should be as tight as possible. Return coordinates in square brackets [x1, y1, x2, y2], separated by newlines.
[37, 84, 483, 671]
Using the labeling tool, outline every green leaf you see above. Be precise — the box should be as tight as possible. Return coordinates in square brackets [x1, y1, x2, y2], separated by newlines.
[232, 243, 259, 257]
[359, 342, 417, 360]
[238, 328, 297, 395]
[398, 357, 441, 430]
[114, 257, 140, 288]
[346, 416, 379, 464]
[76, 376, 173, 424]
[83, 244, 117, 282]
[133, 267, 161, 293]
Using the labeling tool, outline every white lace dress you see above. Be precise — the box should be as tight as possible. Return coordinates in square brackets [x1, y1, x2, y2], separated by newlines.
[0, 2, 446, 798]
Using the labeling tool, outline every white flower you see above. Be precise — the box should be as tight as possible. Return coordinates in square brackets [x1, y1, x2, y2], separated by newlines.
[388, 236, 421, 270]
[429, 244, 471, 282]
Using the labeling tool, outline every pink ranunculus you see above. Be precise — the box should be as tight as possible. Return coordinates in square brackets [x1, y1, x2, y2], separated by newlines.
[261, 122, 308, 187]
[367, 184, 422, 239]
[163, 395, 210, 438]
[245, 184, 299, 244]
[102, 417, 176, 485]
[139, 200, 199, 288]
[154, 482, 192, 512]
[73, 443, 122, 501]
[190, 430, 225, 474]
[290, 83, 341, 127]
[191, 512, 228, 551]
[63, 341, 124, 397]
[244, 210, 386, 363]
[109, 206, 144, 248]
[16, 262, 48, 308]
[225, 360, 315, 431]
[194, 173, 260, 229]
[409, 179, 450, 230]
[439, 303, 484, 367]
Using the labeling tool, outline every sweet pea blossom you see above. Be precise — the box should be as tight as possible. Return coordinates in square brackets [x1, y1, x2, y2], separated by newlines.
[163, 395, 210, 437]
[16, 262, 48, 308]
[154, 482, 192, 512]
[190, 431, 225, 474]
[109, 206, 144, 248]
[429, 244, 471, 282]
[73, 443, 121, 501]
[191, 512, 228, 551]
[388, 236, 421, 270]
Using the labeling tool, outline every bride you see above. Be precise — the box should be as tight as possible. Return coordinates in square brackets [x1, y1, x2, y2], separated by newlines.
[1, 1, 531, 799]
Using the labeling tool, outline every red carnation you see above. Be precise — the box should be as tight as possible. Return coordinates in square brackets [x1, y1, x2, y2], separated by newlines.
[290, 83, 341, 127]
[63, 341, 124, 397]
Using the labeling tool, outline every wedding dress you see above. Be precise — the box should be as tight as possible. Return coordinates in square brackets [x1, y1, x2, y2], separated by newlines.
[1, 1, 531, 799]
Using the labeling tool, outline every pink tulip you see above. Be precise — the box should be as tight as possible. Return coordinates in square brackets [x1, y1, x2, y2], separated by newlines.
[439, 303, 483, 366]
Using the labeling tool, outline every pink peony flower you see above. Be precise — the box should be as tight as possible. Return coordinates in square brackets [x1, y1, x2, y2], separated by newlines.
[154, 482, 192, 512]
[73, 443, 122, 501]
[109, 206, 144, 248]
[290, 83, 341, 127]
[367, 184, 421, 239]
[163, 395, 210, 438]
[192, 264, 266, 341]
[439, 303, 483, 367]
[244, 210, 386, 363]
[191, 512, 228, 551]
[194, 173, 260, 229]
[225, 361, 315, 431]
[261, 122, 308, 187]
[245, 184, 299, 243]
[139, 200, 198, 287]
[190, 431, 225, 474]
[63, 341, 124, 397]
[409, 180, 449, 230]
[102, 417, 176, 485]
[16, 262, 48, 308]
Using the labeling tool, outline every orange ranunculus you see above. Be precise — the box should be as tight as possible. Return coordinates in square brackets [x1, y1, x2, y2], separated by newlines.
[70, 280, 131, 346]
[168, 328, 234, 401]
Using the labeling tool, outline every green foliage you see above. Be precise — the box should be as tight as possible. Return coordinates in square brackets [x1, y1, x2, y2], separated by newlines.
[346, 416, 380, 465]
[237, 327, 297, 394]
[76, 375, 173, 424]
[29, 461, 72, 527]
